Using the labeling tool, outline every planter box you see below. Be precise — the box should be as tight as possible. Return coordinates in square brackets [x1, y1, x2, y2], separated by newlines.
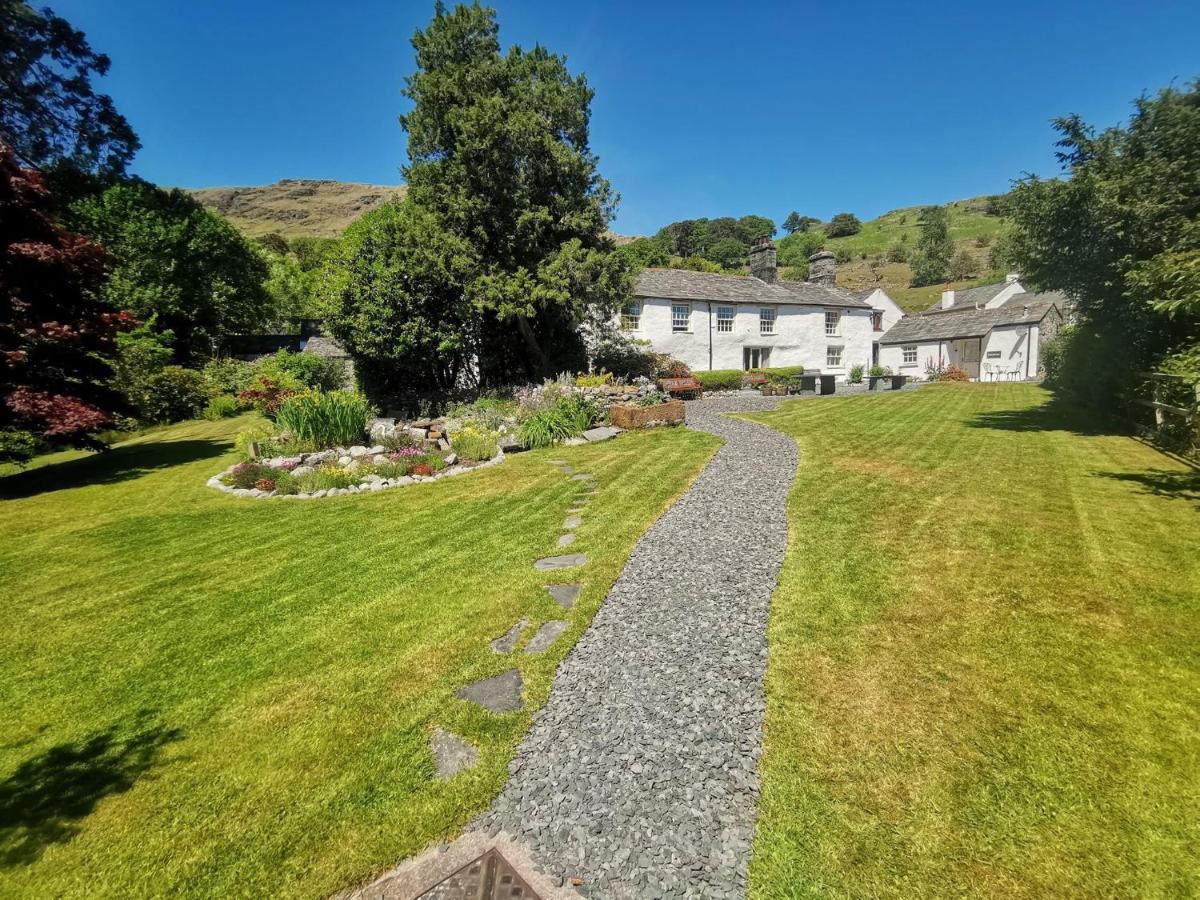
[610, 399, 685, 429]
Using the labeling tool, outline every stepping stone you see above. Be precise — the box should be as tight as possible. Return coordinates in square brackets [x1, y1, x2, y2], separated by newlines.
[563, 437, 587, 446]
[558, 465, 574, 475]
[533, 553, 588, 571]
[545, 583, 580, 609]
[583, 425, 621, 442]
[429, 727, 478, 778]
[548, 459, 567, 465]
[524, 620, 568, 654]
[556, 533, 577, 549]
[570, 473, 594, 482]
[456, 669, 523, 713]
[563, 514, 582, 529]
[490, 618, 529, 654]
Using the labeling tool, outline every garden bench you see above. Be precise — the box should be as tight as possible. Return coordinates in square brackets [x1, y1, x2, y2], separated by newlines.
[659, 375, 703, 399]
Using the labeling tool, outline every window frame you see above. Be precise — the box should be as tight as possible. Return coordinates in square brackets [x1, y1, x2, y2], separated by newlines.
[902, 345, 918, 365]
[620, 301, 642, 331]
[716, 305, 734, 333]
[671, 302, 691, 333]
[826, 344, 845, 368]
[872, 310, 884, 332]
[825, 309, 841, 336]
[759, 306, 777, 335]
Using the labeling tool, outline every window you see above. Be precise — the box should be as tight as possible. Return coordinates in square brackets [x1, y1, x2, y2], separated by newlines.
[716, 306, 734, 333]
[826, 345, 844, 367]
[671, 303, 690, 332]
[872, 311, 883, 331]
[902, 345, 918, 365]
[744, 347, 770, 370]
[825, 310, 840, 336]
[759, 307, 777, 335]
[620, 301, 641, 331]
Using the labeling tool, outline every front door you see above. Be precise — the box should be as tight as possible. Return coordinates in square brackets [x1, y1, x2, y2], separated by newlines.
[954, 338, 981, 379]
[743, 347, 770, 370]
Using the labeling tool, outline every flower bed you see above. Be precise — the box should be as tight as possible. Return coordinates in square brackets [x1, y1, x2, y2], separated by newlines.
[207, 443, 504, 500]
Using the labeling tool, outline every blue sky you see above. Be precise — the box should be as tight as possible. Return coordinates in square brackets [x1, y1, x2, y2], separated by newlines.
[50, 0, 1200, 235]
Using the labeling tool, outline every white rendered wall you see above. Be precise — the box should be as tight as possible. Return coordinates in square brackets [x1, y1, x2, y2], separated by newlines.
[878, 340, 945, 380]
[982, 325, 1038, 380]
[627, 297, 876, 376]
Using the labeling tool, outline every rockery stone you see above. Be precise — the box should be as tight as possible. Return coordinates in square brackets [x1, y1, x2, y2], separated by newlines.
[480, 395, 794, 898]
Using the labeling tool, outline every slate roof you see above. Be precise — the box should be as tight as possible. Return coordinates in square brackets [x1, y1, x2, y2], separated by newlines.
[633, 268, 870, 309]
[925, 281, 1014, 313]
[879, 297, 1061, 344]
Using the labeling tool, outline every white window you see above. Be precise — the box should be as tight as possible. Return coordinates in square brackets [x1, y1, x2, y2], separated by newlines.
[759, 307, 777, 335]
[744, 347, 770, 370]
[716, 306, 734, 333]
[620, 301, 641, 331]
[671, 303, 690, 332]
[825, 310, 840, 336]
[902, 345, 918, 365]
[826, 345, 844, 367]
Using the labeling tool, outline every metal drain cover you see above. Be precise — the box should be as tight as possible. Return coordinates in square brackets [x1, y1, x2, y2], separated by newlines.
[416, 848, 542, 899]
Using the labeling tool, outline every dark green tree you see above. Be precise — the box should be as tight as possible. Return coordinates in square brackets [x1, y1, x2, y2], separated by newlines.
[0, 1, 139, 176]
[707, 237, 748, 270]
[1008, 80, 1200, 396]
[68, 182, 271, 360]
[782, 211, 803, 234]
[615, 237, 670, 268]
[909, 206, 953, 286]
[826, 212, 862, 237]
[399, 1, 629, 382]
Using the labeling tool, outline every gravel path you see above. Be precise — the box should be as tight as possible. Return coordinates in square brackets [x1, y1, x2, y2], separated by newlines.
[480, 394, 796, 898]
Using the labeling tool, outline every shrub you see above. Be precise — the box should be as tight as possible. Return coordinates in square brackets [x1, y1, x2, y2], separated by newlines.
[695, 369, 744, 391]
[237, 374, 301, 418]
[450, 424, 499, 461]
[272, 470, 300, 495]
[260, 349, 346, 392]
[575, 372, 613, 387]
[593, 336, 658, 381]
[447, 396, 518, 431]
[940, 365, 971, 382]
[358, 458, 411, 479]
[0, 428, 39, 465]
[656, 356, 691, 378]
[410, 463, 434, 477]
[222, 461, 278, 489]
[202, 394, 240, 420]
[201, 357, 256, 395]
[275, 390, 372, 450]
[869, 365, 891, 377]
[138, 366, 211, 424]
[849, 364, 865, 384]
[636, 390, 671, 406]
[380, 429, 420, 452]
[234, 425, 276, 460]
[826, 212, 862, 237]
[885, 243, 909, 263]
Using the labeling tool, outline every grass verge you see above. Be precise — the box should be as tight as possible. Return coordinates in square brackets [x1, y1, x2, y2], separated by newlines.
[0, 415, 719, 896]
[746, 384, 1199, 898]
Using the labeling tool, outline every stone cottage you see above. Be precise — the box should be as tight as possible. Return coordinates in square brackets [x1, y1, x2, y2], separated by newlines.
[877, 277, 1067, 380]
[624, 240, 904, 377]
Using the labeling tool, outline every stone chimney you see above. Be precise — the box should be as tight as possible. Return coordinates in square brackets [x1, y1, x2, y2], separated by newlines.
[940, 289, 956, 309]
[748, 237, 777, 283]
[807, 250, 837, 287]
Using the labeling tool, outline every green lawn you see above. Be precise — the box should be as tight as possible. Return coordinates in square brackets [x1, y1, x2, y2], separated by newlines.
[747, 384, 1200, 897]
[0, 415, 719, 897]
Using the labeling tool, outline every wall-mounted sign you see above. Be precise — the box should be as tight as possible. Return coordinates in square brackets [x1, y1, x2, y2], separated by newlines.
[986, 350, 1002, 359]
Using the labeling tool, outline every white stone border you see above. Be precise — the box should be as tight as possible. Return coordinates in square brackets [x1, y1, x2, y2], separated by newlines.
[206, 449, 506, 500]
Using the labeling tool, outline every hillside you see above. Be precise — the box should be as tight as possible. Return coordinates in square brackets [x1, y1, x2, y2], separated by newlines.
[183, 179, 407, 238]
[826, 196, 1008, 312]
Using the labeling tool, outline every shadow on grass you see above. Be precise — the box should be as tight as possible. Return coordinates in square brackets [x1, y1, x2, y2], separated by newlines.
[966, 398, 1127, 437]
[1097, 469, 1200, 506]
[0, 711, 182, 866]
[0, 439, 228, 500]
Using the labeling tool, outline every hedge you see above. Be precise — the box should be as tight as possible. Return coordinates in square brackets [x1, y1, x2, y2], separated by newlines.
[695, 369, 744, 391]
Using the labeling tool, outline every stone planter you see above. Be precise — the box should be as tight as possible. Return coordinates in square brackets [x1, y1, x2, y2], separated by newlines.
[610, 399, 685, 429]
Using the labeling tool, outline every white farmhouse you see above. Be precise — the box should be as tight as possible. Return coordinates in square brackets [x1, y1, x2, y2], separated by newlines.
[877, 278, 1067, 380]
[624, 239, 904, 377]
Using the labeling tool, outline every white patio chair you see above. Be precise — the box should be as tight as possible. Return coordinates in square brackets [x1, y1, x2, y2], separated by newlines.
[983, 362, 993, 381]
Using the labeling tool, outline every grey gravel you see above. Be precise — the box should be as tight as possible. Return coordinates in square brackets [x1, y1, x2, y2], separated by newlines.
[490, 618, 530, 654]
[430, 728, 479, 778]
[533, 553, 588, 571]
[524, 620, 569, 654]
[545, 584, 581, 610]
[480, 395, 794, 898]
[457, 669, 524, 713]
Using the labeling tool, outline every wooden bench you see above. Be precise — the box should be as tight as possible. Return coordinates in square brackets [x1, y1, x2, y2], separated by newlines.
[658, 375, 703, 399]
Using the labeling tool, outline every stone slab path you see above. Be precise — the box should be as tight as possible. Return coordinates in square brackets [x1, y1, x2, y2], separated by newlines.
[479, 395, 794, 898]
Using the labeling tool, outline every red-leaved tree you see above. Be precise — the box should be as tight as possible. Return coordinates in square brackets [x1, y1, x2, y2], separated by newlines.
[1, 139, 130, 462]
